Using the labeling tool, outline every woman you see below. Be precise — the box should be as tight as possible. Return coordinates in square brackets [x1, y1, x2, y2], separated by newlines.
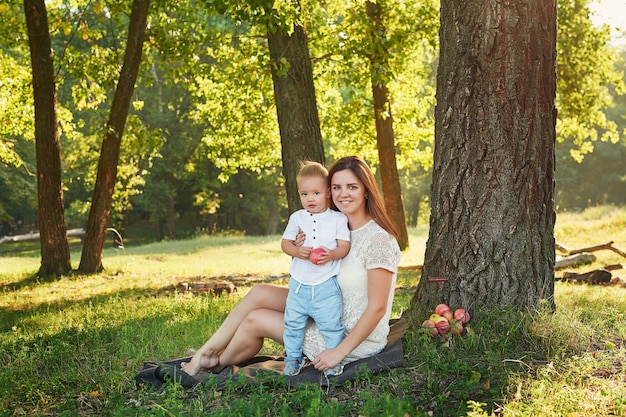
[181, 156, 401, 376]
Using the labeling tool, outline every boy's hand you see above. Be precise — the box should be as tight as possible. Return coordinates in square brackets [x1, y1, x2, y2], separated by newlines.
[309, 247, 327, 265]
[298, 246, 313, 260]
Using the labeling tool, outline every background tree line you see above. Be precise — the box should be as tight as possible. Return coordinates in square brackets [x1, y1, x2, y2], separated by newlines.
[1, 0, 624, 254]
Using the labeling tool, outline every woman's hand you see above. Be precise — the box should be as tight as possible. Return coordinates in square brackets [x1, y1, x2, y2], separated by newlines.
[293, 229, 306, 247]
[311, 347, 345, 372]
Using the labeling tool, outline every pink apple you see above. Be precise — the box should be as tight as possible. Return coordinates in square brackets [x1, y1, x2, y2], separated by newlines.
[434, 303, 451, 316]
[442, 310, 454, 321]
[449, 319, 464, 336]
[309, 247, 325, 265]
[421, 319, 438, 337]
[454, 308, 470, 324]
[435, 319, 450, 335]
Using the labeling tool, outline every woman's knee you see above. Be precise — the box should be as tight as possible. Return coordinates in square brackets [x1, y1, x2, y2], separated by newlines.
[246, 284, 269, 302]
[241, 308, 267, 331]
[241, 308, 285, 342]
[245, 284, 288, 311]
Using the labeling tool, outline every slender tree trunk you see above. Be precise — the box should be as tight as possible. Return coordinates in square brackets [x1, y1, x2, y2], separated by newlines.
[268, 24, 325, 214]
[155, 219, 164, 242]
[365, 0, 409, 250]
[408, 193, 420, 228]
[265, 198, 280, 235]
[167, 194, 176, 240]
[23, 0, 71, 278]
[78, 0, 151, 273]
[410, 0, 557, 318]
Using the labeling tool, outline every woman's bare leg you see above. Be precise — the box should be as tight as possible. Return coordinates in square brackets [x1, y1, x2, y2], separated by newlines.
[216, 308, 286, 366]
[181, 284, 288, 376]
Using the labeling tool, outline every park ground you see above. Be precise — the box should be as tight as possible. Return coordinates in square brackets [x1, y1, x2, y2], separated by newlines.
[1, 205, 625, 416]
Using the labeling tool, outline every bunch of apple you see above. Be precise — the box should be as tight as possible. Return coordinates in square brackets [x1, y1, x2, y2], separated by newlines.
[421, 304, 470, 337]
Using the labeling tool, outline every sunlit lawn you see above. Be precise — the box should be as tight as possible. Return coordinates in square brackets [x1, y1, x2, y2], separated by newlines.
[1, 206, 625, 416]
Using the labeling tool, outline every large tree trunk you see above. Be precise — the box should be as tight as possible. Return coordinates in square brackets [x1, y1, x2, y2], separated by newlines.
[410, 0, 557, 317]
[365, 0, 409, 251]
[78, 0, 151, 273]
[268, 24, 325, 214]
[23, 0, 71, 278]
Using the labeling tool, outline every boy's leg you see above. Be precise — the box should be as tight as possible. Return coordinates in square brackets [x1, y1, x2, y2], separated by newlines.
[283, 280, 309, 375]
[311, 277, 345, 349]
[311, 277, 345, 377]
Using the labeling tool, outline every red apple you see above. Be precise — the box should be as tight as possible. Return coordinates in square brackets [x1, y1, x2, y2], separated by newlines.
[449, 319, 464, 336]
[434, 303, 451, 316]
[429, 314, 448, 324]
[454, 308, 470, 324]
[435, 319, 450, 335]
[442, 310, 454, 321]
[421, 319, 438, 337]
[309, 247, 325, 265]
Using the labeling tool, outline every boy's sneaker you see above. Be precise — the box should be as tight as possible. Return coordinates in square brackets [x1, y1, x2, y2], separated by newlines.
[283, 359, 304, 376]
[324, 364, 344, 377]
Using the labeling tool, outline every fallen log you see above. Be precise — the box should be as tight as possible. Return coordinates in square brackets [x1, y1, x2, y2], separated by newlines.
[177, 281, 237, 296]
[556, 241, 626, 259]
[554, 253, 596, 270]
[557, 269, 612, 285]
[0, 228, 86, 245]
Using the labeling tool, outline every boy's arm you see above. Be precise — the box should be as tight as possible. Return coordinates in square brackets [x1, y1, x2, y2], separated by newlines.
[328, 239, 350, 261]
[282, 238, 312, 259]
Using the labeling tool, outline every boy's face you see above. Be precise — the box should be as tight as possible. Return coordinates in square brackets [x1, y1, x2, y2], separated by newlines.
[297, 176, 329, 214]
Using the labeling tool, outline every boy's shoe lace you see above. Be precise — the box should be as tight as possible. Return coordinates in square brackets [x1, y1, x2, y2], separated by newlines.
[324, 364, 344, 377]
[283, 359, 304, 376]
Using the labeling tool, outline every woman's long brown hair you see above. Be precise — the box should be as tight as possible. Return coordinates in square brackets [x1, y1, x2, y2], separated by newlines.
[328, 156, 398, 239]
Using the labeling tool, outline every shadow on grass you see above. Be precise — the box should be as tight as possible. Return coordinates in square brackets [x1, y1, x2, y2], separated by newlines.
[0, 309, 196, 416]
[0, 272, 42, 292]
[0, 275, 237, 333]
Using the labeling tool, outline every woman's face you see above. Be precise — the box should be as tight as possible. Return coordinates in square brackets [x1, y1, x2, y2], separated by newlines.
[330, 169, 367, 217]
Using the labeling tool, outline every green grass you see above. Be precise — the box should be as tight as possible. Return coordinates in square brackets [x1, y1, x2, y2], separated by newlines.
[1, 207, 625, 416]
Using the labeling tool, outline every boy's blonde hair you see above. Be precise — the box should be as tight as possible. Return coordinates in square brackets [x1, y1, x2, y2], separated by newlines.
[296, 161, 328, 183]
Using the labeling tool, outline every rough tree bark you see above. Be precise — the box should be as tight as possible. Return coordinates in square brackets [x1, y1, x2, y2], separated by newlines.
[365, 0, 409, 250]
[268, 24, 325, 214]
[78, 0, 151, 273]
[23, 0, 71, 278]
[410, 0, 557, 317]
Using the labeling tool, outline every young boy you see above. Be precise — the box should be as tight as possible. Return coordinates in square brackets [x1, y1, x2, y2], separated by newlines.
[280, 161, 351, 377]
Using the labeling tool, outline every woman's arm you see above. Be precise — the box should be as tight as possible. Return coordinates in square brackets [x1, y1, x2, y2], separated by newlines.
[310, 267, 393, 371]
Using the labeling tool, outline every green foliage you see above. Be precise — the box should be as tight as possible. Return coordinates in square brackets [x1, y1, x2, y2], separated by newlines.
[0, 55, 33, 167]
[555, 45, 626, 209]
[0, 4, 35, 228]
[0, 139, 37, 226]
[2, 0, 625, 238]
[190, 31, 283, 178]
[557, 0, 625, 161]
[307, 0, 439, 167]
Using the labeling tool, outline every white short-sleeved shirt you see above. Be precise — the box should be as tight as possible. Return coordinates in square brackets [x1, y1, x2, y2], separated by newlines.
[282, 208, 350, 285]
[302, 220, 401, 362]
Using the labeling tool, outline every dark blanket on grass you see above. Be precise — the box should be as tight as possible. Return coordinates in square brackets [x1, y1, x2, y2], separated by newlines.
[135, 318, 408, 389]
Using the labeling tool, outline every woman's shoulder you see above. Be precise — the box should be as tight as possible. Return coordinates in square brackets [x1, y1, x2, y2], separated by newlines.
[357, 221, 401, 271]
[361, 221, 400, 253]
[363, 220, 397, 239]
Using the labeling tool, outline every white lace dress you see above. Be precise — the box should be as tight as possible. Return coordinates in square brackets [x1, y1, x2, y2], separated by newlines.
[301, 220, 401, 363]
